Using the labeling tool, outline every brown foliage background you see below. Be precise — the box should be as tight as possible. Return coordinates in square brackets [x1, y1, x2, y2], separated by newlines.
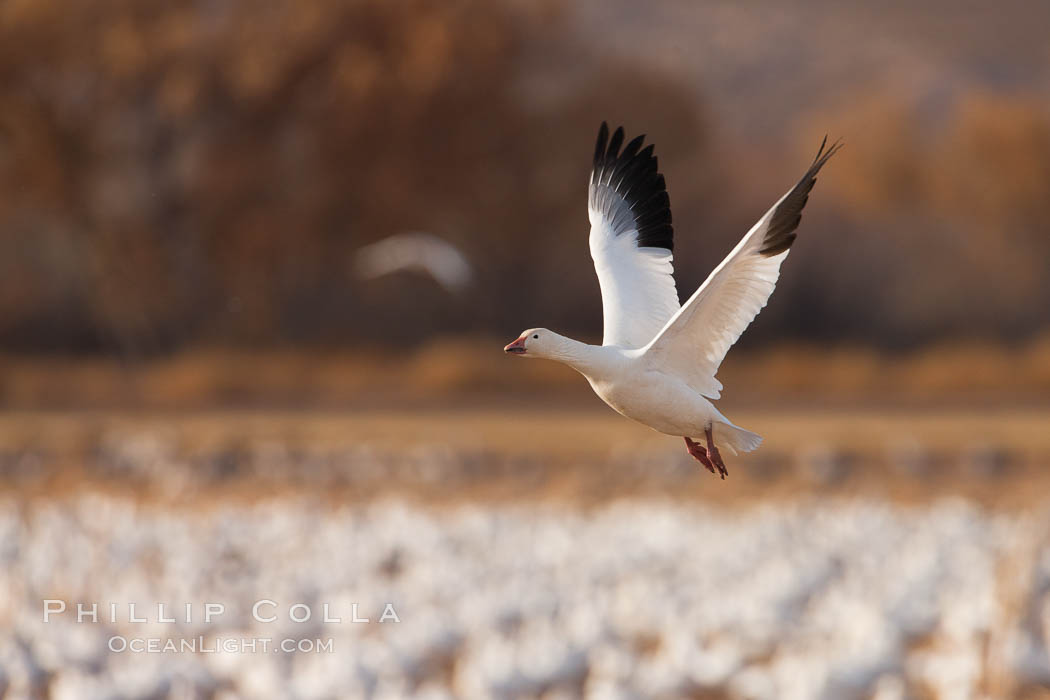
[0, 0, 1048, 357]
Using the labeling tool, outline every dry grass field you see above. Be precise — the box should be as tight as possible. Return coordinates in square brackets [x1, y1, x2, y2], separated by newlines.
[3, 334, 1050, 409]
[1, 405, 1048, 506]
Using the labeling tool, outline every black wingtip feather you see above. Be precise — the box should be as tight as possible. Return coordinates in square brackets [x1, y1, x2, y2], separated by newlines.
[594, 122, 609, 165]
[621, 134, 645, 161]
[607, 127, 625, 160]
[758, 137, 842, 257]
[590, 122, 674, 251]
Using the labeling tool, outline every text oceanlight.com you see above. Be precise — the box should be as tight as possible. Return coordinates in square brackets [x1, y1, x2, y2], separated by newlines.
[108, 636, 335, 654]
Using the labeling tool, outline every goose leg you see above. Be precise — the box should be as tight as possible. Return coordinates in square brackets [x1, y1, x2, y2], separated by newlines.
[704, 426, 728, 479]
[684, 437, 717, 475]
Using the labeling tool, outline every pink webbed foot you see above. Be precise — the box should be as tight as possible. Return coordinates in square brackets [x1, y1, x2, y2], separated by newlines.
[684, 437, 718, 477]
[704, 426, 728, 479]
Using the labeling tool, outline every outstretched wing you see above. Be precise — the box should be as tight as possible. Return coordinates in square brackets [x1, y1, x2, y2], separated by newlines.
[641, 137, 842, 399]
[588, 122, 681, 348]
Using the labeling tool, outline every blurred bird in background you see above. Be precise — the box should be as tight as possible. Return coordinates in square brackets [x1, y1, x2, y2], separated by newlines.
[354, 232, 474, 294]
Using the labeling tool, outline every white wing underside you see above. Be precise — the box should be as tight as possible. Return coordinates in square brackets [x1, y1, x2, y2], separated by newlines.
[589, 215, 680, 349]
[639, 136, 841, 400]
[642, 204, 793, 399]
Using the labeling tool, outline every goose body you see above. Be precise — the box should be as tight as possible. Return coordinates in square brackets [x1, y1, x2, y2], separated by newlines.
[505, 123, 840, 477]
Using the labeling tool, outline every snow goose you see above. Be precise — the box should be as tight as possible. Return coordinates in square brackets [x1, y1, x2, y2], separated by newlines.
[505, 123, 841, 478]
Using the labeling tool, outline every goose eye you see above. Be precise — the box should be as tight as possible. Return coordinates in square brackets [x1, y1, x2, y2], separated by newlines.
[533, 334, 539, 339]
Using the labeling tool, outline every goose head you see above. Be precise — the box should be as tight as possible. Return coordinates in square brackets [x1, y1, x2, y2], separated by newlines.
[503, 328, 555, 358]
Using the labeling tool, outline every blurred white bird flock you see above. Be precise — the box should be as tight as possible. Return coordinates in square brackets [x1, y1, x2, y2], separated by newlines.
[353, 231, 474, 293]
[505, 123, 841, 478]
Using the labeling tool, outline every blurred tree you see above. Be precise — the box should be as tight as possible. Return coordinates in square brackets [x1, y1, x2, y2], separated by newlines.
[1, 0, 1048, 355]
[0, 0, 713, 353]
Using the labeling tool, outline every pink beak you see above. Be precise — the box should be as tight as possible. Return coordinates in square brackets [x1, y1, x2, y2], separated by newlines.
[504, 335, 528, 354]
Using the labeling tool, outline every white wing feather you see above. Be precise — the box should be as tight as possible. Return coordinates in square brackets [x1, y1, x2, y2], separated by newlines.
[589, 217, 680, 349]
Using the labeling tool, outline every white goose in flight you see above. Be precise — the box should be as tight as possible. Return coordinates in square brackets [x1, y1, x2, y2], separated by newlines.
[505, 123, 841, 478]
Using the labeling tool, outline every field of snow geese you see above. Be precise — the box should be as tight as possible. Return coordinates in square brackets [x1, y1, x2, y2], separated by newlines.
[1, 409, 1050, 699]
[2, 494, 1050, 699]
